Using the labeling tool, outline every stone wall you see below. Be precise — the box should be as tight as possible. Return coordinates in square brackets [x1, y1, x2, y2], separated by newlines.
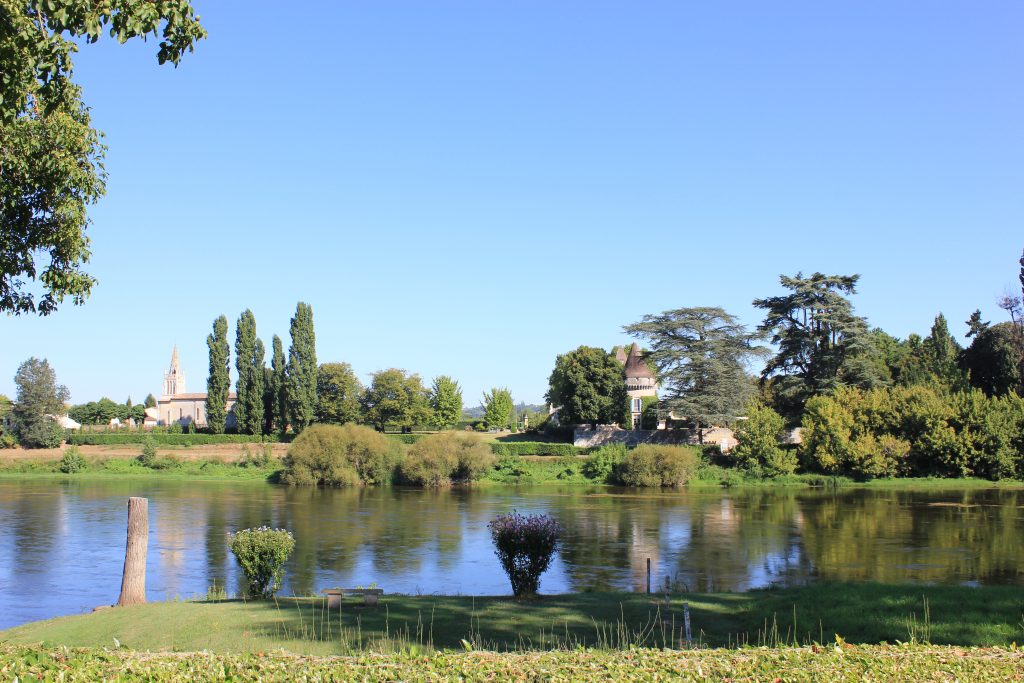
[573, 425, 737, 451]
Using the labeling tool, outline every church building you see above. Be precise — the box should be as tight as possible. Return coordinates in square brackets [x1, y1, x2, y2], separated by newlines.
[158, 347, 236, 428]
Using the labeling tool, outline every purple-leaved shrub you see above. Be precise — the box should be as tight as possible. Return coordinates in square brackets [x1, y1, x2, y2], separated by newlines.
[488, 512, 561, 597]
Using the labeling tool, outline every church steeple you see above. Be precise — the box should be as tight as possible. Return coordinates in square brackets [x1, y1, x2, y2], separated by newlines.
[163, 346, 186, 396]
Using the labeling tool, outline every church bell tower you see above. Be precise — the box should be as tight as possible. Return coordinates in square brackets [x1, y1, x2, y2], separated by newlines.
[162, 346, 186, 397]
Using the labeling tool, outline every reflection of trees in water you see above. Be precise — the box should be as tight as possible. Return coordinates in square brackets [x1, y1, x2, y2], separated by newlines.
[280, 486, 471, 595]
[667, 490, 807, 591]
[556, 493, 676, 592]
[5, 486, 60, 579]
[800, 488, 1024, 584]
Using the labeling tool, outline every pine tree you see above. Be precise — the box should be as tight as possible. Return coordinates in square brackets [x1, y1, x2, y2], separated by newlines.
[271, 335, 287, 435]
[233, 310, 265, 435]
[206, 315, 230, 434]
[285, 302, 317, 434]
[143, 394, 157, 409]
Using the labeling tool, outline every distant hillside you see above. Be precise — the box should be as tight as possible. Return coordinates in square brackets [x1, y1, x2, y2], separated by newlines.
[463, 403, 546, 419]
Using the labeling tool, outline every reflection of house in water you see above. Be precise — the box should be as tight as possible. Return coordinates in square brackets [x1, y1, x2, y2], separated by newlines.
[158, 346, 236, 428]
[628, 519, 661, 591]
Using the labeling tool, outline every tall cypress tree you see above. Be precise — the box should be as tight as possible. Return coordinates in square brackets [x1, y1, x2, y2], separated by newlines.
[271, 335, 287, 435]
[262, 366, 275, 435]
[206, 315, 230, 434]
[234, 310, 255, 432]
[233, 310, 266, 435]
[285, 302, 317, 434]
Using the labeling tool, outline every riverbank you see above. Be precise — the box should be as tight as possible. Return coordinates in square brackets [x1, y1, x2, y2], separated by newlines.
[3, 584, 1021, 654]
[2, 643, 1019, 682]
[3, 444, 1023, 489]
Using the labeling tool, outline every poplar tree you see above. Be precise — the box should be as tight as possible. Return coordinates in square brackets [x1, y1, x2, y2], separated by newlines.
[262, 367, 276, 435]
[271, 335, 287, 435]
[206, 315, 230, 434]
[285, 302, 317, 434]
[234, 310, 265, 435]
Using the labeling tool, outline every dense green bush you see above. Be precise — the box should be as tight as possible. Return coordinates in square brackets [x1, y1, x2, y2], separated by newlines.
[399, 431, 495, 486]
[282, 423, 402, 486]
[69, 433, 281, 446]
[228, 526, 295, 599]
[732, 403, 796, 476]
[581, 443, 627, 483]
[490, 442, 589, 457]
[801, 385, 1024, 479]
[58, 446, 87, 473]
[617, 445, 699, 487]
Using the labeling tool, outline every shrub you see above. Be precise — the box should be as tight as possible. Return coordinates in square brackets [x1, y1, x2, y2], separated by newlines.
[581, 443, 627, 482]
[733, 402, 788, 476]
[69, 433, 282, 446]
[228, 526, 295, 599]
[282, 423, 401, 486]
[399, 431, 494, 486]
[59, 446, 87, 473]
[137, 437, 158, 467]
[617, 445, 698, 487]
[489, 442, 587, 457]
[239, 443, 273, 469]
[488, 512, 561, 597]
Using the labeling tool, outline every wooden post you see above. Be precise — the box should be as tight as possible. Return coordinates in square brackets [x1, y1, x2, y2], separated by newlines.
[646, 558, 651, 594]
[117, 497, 148, 606]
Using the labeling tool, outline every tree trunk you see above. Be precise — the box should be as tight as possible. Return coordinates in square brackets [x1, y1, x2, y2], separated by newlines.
[116, 497, 148, 606]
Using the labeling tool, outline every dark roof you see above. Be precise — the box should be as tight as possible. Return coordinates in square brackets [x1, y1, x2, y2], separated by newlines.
[624, 343, 655, 379]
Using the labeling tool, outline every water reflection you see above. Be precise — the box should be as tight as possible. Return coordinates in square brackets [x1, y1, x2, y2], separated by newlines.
[0, 480, 1021, 629]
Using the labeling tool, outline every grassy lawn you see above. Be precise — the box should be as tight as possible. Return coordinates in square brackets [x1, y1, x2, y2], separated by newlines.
[3, 584, 1021, 656]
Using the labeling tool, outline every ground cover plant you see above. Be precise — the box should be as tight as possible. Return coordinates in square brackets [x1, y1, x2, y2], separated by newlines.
[4, 643, 1021, 682]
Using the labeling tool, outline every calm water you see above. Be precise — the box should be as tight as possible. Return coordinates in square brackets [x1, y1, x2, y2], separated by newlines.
[1, 480, 1022, 629]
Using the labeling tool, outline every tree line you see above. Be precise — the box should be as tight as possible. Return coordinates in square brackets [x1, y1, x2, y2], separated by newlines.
[545, 250, 1024, 478]
[202, 302, 521, 436]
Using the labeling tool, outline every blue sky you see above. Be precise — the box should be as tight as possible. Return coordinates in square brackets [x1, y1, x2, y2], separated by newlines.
[2, 1, 1022, 407]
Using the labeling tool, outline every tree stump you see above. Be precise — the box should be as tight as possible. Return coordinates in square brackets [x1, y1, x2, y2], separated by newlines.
[116, 497, 148, 606]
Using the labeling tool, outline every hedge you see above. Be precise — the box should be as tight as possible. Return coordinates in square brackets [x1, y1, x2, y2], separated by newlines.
[68, 433, 283, 446]
[490, 442, 591, 457]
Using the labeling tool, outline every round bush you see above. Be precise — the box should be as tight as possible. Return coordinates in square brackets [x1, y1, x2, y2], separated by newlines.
[488, 512, 561, 597]
[399, 431, 494, 486]
[59, 446, 87, 473]
[282, 423, 402, 486]
[617, 444, 698, 487]
[228, 526, 295, 599]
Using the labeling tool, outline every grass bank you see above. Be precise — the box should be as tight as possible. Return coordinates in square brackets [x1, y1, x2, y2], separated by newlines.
[2, 643, 1020, 682]
[4, 584, 1021, 655]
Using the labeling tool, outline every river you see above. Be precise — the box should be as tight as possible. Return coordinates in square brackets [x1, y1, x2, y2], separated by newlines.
[0, 479, 1021, 629]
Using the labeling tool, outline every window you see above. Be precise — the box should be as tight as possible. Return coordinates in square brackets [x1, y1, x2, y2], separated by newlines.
[632, 398, 642, 412]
